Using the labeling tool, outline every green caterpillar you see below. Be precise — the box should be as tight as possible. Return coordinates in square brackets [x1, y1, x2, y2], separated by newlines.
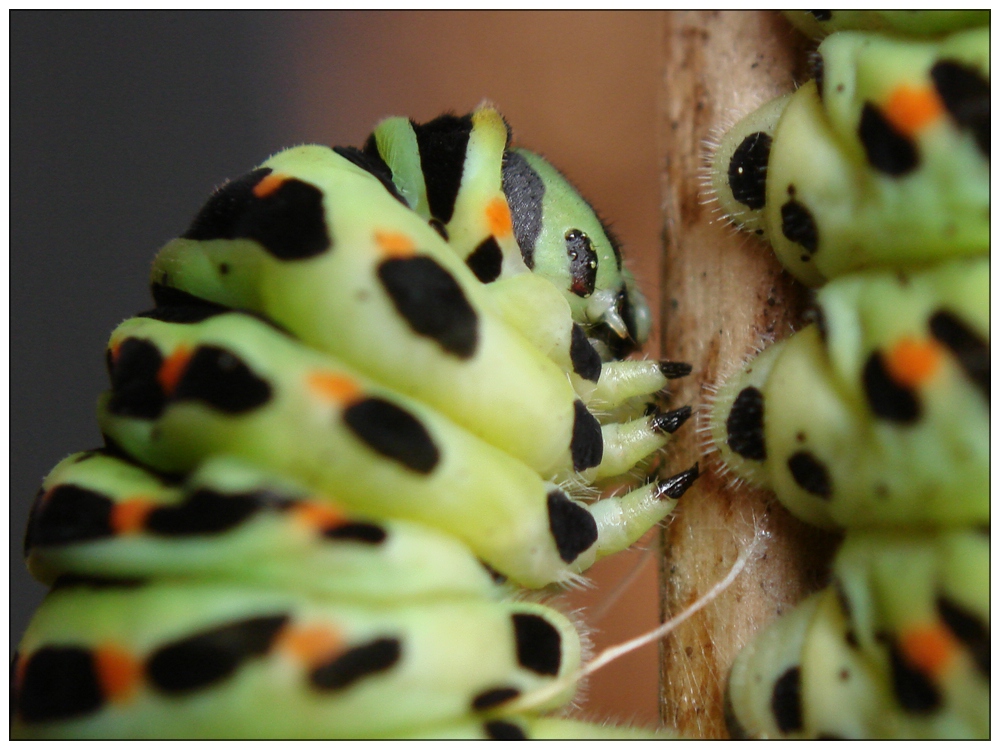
[783, 10, 990, 40]
[12, 105, 696, 738]
[707, 14, 989, 739]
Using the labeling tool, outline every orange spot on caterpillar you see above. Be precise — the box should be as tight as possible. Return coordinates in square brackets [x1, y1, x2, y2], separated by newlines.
[95, 645, 142, 702]
[884, 85, 944, 138]
[108, 341, 122, 365]
[294, 501, 348, 532]
[307, 371, 363, 405]
[111, 497, 155, 534]
[374, 230, 417, 258]
[485, 197, 513, 238]
[886, 337, 943, 388]
[277, 624, 344, 666]
[158, 346, 191, 396]
[253, 173, 288, 199]
[900, 624, 957, 679]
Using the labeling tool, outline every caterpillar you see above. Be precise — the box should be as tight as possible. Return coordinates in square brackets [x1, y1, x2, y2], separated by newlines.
[705, 13, 989, 739]
[11, 104, 698, 738]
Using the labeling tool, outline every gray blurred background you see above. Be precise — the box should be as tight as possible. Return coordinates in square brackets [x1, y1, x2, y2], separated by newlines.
[11, 10, 663, 726]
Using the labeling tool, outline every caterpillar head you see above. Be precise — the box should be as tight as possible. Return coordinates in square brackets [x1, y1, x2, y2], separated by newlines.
[364, 105, 650, 357]
[502, 147, 650, 358]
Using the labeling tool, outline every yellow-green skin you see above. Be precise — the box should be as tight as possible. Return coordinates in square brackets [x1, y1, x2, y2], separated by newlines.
[711, 27, 989, 286]
[14, 583, 581, 739]
[784, 10, 990, 40]
[726, 530, 988, 739]
[713, 15, 990, 740]
[15, 107, 693, 738]
[709, 257, 988, 530]
[26, 453, 501, 601]
[97, 311, 676, 588]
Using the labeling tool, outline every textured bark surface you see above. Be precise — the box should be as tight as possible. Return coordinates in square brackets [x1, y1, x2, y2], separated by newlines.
[656, 11, 839, 738]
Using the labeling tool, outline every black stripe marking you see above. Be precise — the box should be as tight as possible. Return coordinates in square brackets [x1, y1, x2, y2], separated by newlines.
[569, 324, 602, 383]
[863, 351, 920, 423]
[472, 686, 521, 711]
[780, 199, 819, 254]
[928, 309, 989, 403]
[888, 640, 941, 714]
[106, 337, 166, 419]
[728, 132, 772, 210]
[466, 236, 504, 283]
[726, 386, 767, 461]
[546, 490, 598, 564]
[377, 256, 479, 359]
[343, 397, 440, 474]
[937, 596, 989, 681]
[147, 614, 288, 693]
[332, 145, 408, 206]
[811, 51, 825, 101]
[310, 637, 401, 691]
[565, 229, 597, 298]
[411, 113, 473, 224]
[24, 484, 114, 551]
[147, 286, 297, 338]
[771, 666, 804, 733]
[930, 60, 990, 158]
[787, 451, 832, 500]
[501, 150, 545, 269]
[140, 287, 232, 323]
[858, 102, 918, 176]
[484, 720, 527, 740]
[184, 168, 332, 260]
[174, 345, 273, 415]
[322, 522, 388, 545]
[145, 489, 283, 536]
[183, 168, 273, 241]
[17, 647, 103, 723]
[50, 574, 146, 591]
[570, 399, 603, 472]
[512, 613, 562, 676]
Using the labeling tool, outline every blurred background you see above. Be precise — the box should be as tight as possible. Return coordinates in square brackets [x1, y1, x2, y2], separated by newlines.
[11, 11, 665, 727]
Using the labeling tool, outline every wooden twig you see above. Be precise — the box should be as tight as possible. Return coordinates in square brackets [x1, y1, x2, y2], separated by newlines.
[656, 11, 839, 738]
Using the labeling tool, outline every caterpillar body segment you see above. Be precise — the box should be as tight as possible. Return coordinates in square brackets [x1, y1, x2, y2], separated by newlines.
[783, 10, 991, 40]
[709, 257, 988, 530]
[25, 452, 501, 602]
[152, 145, 583, 480]
[710, 27, 989, 286]
[725, 529, 988, 739]
[98, 309, 686, 588]
[12, 583, 581, 739]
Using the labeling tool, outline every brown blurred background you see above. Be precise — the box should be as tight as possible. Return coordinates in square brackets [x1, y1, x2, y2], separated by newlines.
[12, 11, 665, 728]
